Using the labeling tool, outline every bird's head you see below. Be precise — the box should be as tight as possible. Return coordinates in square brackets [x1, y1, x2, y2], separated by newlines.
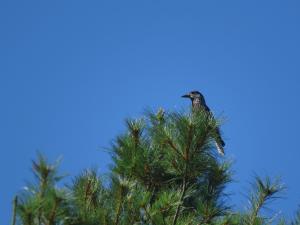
[181, 90, 203, 100]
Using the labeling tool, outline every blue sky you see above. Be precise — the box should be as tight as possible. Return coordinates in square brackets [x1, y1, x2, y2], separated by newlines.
[1, 0, 300, 223]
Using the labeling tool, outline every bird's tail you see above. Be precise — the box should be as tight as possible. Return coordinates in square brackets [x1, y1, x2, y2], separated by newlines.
[215, 142, 225, 156]
[215, 127, 225, 156]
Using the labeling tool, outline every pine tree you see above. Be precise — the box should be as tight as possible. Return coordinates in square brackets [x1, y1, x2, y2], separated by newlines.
[11, 109, 297, 225]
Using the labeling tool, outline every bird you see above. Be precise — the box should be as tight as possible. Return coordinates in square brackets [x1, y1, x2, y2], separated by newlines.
[182, 90, 225, 155]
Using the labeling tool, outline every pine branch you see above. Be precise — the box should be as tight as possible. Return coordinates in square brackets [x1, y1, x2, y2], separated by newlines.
[46, 199, 58, 225]
[113, 181, 127, 225]
[11, 196, 18, 225]
[172, 174, 187, 225]
[142, 205, 154, 224]
[114, 199, 122, 225]
[248, 176, 284, 225]
[167, 139, 183, 159]
[172, 122, 196, 225]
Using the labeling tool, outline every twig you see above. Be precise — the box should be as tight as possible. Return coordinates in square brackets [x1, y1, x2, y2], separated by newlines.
[11, 196, 18, 225]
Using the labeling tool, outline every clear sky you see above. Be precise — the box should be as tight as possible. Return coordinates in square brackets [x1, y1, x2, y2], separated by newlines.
[1, 0, 300, 223]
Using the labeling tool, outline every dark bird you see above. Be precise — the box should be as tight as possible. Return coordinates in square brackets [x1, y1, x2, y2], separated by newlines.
[182, 90, 225, 155]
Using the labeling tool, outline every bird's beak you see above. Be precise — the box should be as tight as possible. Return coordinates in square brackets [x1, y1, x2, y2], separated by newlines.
[181, 94, 190, 98]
